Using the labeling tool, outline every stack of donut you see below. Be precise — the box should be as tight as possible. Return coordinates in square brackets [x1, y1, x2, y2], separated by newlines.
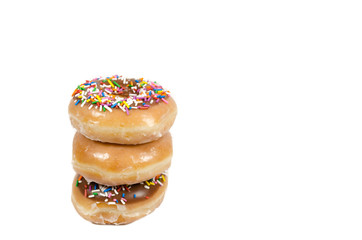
[68, 75, 177, 225]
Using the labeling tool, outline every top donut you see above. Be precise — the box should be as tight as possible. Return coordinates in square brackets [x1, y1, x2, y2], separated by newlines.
[68, 75, 177, 144]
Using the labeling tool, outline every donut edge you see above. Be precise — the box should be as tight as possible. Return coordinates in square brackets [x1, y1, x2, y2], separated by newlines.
[71, 175, 168, 225]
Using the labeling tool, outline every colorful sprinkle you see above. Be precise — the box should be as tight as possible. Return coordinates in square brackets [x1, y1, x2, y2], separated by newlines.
[71, 75, 170, 115]
[77, 173, 166, 205]
[107, 79, 115, 88]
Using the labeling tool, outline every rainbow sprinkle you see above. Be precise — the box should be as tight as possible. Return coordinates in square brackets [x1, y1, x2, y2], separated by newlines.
[76, 172, 167, 205]
[71, 75, 170, 114]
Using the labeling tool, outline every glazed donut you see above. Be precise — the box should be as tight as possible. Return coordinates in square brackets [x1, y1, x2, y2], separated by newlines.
[68, 76, 177, 144]
[72, 131, 172, 185]
[71, 173, 168, 225]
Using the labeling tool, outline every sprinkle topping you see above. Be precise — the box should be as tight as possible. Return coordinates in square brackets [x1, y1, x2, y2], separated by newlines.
[76, 173, 167, 205]
[71, 75, 170, 114]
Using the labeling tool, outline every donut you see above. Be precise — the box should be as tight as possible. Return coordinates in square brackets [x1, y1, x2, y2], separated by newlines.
[71, 173, 168, 225]
[68, 76, 177, 144]
[72, 131, 172, 185]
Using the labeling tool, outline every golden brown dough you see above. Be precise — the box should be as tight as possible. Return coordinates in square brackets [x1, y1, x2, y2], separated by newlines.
[72, 132, 172, 185]
[68, 96, 177, 144]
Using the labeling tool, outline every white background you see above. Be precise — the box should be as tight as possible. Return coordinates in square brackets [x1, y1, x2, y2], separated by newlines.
[1, 0, 361, 239]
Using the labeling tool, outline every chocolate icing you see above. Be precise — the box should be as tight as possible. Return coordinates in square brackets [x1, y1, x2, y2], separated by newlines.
[71, 78, 169, 111]
[76, 174, 166, 205]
